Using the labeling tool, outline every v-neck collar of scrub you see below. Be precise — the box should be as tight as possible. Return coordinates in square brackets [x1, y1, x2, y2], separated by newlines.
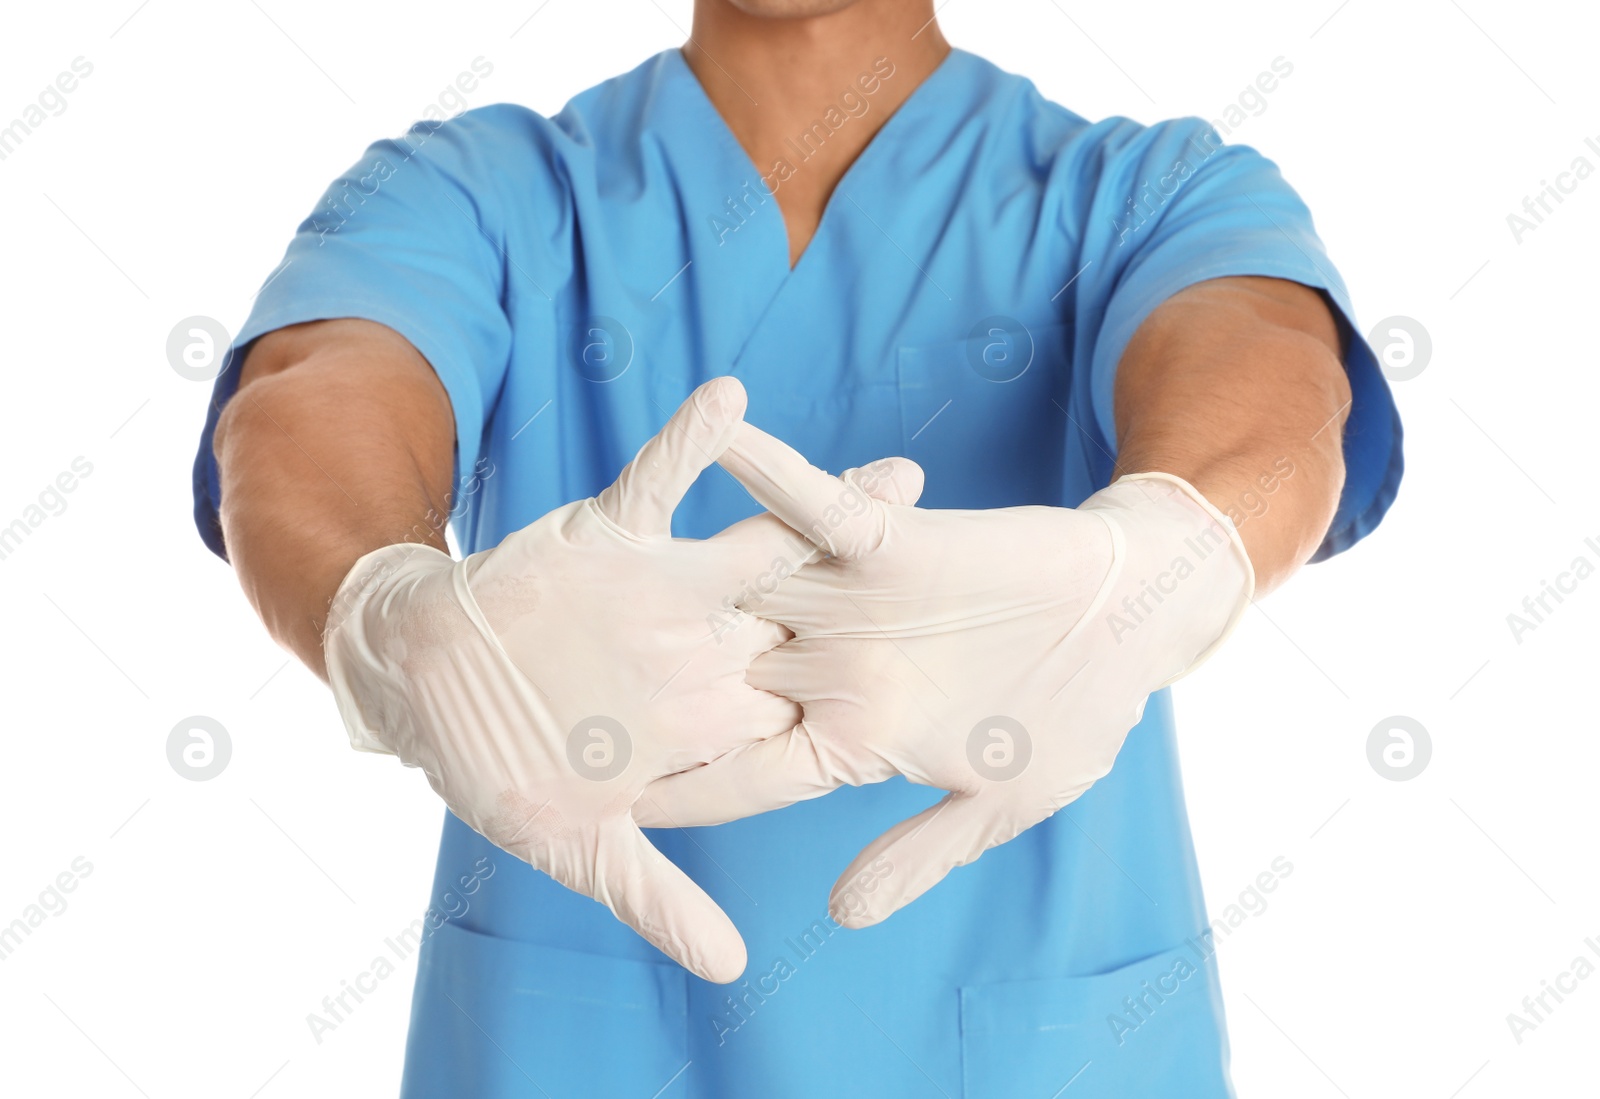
[662, 45, 974, 278]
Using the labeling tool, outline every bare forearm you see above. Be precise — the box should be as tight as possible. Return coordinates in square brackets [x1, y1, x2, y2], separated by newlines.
[1112, 276, 1350, 595]
[212, 319, 456, 679]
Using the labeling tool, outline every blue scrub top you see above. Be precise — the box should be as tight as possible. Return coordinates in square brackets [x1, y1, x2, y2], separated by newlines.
[194, 47, 1401, 1098]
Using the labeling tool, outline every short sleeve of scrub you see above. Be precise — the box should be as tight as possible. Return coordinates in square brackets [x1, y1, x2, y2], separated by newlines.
[1066, 117, 1402, 561]
[190, 111, 522, 561]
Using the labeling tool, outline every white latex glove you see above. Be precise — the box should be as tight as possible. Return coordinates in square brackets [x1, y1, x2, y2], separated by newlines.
[636, 423, 1254, 929]
[323, 379, 804, 982]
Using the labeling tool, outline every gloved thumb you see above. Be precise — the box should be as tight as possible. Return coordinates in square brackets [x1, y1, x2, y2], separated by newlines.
[827, 792, 1055, 929]
[583, 819, 748, 983]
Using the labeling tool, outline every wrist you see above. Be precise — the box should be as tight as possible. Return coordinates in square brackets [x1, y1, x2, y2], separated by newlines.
[1115, 447, 1341, 595]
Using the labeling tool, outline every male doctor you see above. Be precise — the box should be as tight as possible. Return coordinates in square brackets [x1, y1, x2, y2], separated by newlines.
[194, 0, 1401, 1094]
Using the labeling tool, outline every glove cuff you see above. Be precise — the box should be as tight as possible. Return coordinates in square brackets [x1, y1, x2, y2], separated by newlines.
[1096, 471, 1256, 687]
[324, 541, 456, 754]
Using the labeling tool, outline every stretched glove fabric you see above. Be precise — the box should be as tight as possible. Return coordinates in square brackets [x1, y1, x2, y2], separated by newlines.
[323, 379, 802, 982]
[637, 423, 1255, 929]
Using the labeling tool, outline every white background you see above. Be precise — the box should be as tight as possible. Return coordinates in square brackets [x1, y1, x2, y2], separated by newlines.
[1, 1, 1595, 1096]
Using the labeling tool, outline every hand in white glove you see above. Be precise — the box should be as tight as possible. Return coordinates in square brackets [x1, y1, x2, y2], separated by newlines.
[323, 379, 803, 982]
[636, 424, 1254, 929]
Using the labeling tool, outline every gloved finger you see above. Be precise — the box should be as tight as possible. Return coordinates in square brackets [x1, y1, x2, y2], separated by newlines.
[657, 682, 802, 774]
[698, 457, 923, 619]
[709, 454, 922, 562]
[596, 376, 747, 538]
[719, 423, 922, 560]
[841, 456, 925, 507]
[634, 720, 897, 828]
[826, 792, 1061, 929]
[707, 463, 921, 633]
[581, 819, 749, 983]
[694, 451, 921, 623]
